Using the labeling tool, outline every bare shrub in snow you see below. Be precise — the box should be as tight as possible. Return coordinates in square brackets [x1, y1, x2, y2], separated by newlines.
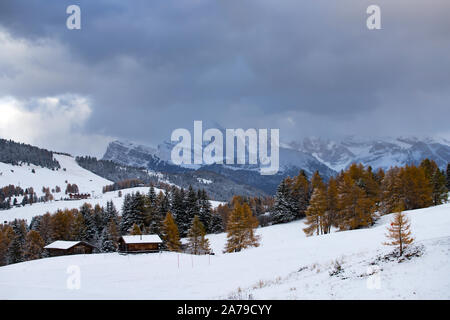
[329, 259, 344, 277]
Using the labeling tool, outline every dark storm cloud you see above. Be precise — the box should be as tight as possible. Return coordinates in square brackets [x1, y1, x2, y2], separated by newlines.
[1, 0, 450, 152]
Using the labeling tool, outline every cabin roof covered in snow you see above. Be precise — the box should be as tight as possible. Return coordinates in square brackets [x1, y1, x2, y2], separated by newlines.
[121, 235, 162, 244]
[44, 240, 81, 250]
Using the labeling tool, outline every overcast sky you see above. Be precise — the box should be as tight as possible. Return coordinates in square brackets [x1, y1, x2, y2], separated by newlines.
[0, 0, 449, 157]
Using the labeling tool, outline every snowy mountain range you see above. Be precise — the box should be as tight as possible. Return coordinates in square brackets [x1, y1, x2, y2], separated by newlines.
[2, 135, 447, 199]
[102, 139, 336, 194]
[289, 136, 450, 172]
[102, 136, 450, 194]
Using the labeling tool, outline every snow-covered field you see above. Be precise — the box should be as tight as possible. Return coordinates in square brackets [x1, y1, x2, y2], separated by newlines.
[0, 203, 449, 299]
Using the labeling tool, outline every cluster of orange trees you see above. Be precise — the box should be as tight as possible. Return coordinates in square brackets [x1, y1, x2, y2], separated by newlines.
[306, 159, 447, 235]
[272, 159, 448, 236]
[0, 203, 116, 266]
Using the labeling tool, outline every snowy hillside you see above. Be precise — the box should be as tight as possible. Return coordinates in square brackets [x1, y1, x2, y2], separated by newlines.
[0, 203, 449, 299]
[0, 154, 112, 198]
[0, 152, 225, 223]
[0, 154, 112, 203]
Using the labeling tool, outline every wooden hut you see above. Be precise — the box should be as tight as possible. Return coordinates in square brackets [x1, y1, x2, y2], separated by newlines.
[44, 240, 97, 257]
[118, 235, 162, 253]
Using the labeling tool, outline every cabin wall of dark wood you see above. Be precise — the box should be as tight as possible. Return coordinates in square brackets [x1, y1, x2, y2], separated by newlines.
[118, 241, 160, 252]
[127, 243, 159, 251]
[46, 243, 95, 256]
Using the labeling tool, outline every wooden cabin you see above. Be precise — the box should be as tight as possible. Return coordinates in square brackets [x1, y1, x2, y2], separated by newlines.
[44, 240, 97, 257]
[118, 235, 162, 253]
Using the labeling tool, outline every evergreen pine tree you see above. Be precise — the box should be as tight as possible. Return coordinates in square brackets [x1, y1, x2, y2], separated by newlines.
[272, 179, 296, 224]
[171, 188, 185, 219]
[7, 235, 23, 264]
[446, 163, 450, 190]
[431, 170, 448, 205]
[120, 193, 134, 235]
[186, 186, 199, 213]
[130, 192, 145, 229]
[420, 159, 438, 181]
[21, 195, 28, 206]
[176, 186, 198, 237]
[7, 220, 27, 264]
[148, 185, 157, 206]
[209, 212, 224, 234]
[92, 204, 105, 234]
[143, 190, 162, 235]
[198, 189, 212, 233]
[157, 191, 171, 221]
[100, 219, 119, 252]
[80, 203, 97, 243]
[29, 216, 41, 232]
[103, 201, 119, 227]
[100, 228, 115, 252]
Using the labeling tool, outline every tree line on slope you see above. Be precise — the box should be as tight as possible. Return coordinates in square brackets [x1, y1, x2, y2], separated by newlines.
[0, 183, 80, 210]
[75, 156, 154, 183]
[270, 159, 448, 235]
[0, 139, 60, 169]
[102, 179, 144, 193]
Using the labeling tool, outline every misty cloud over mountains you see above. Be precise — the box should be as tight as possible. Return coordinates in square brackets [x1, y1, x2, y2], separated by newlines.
[0, 0, 450, 156]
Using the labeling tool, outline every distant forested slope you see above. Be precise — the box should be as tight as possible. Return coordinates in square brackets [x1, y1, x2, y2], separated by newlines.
[75, 156, 152, 182]
[0, 139, 60, 169]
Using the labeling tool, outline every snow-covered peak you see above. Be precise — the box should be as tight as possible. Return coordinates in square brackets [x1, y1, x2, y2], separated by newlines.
[290, 136, 450, 171]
